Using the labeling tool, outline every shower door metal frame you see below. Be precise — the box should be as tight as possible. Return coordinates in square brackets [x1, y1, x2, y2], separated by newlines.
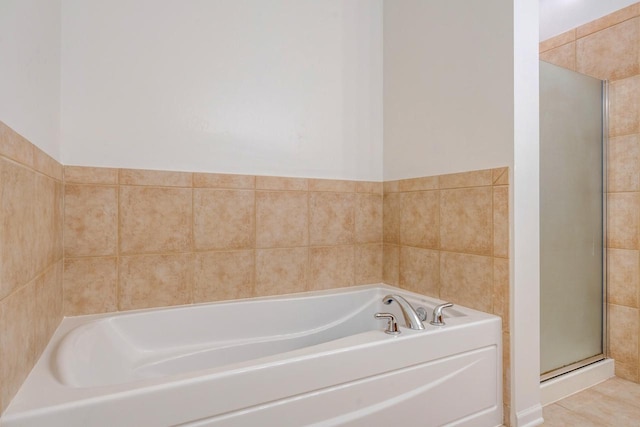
[540, 79, 609, 383]
[602, 78, 609, 362]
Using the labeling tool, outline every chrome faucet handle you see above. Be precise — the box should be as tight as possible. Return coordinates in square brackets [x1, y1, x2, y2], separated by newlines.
[416, 306, 428, 322]
[430, 303, 454, 326]
[374, 312, 401, 335]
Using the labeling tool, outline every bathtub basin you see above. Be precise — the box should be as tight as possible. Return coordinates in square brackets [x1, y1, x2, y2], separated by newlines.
[1, 284, 502, 427]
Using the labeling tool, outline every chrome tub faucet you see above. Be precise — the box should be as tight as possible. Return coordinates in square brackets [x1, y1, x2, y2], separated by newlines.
[382, 294, 425, 330]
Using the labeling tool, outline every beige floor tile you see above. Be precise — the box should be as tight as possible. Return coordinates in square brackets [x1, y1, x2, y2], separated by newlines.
[591, 377, 640, 408]
[544, 378, 640, 426]
[542, 403, 601, 426]
[556, 387, 640, 426]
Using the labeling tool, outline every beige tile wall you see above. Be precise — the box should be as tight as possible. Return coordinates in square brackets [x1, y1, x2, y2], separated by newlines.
[382, 167, 511, 420]
[540, 2, 640, 383]
[63, 168, 383, 315]
[0, 121, 64, 414]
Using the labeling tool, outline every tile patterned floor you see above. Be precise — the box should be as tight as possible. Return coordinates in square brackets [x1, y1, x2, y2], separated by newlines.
[542, 377, 640, 426]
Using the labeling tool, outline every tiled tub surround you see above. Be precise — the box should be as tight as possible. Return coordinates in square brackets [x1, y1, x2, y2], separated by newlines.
[382, 167, 511, 419]
[0, 122, 64, 414]
[64, 165, 512, 424]
[63, 167, 384, 315]
[540, 2, 640, 383]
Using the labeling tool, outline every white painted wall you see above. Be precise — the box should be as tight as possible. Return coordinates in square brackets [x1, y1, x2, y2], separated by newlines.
[513, 0, 543, 425]
[61, 0, 383, 181]
[382, 0, 514, 181]
[540, 0, 638, 41]
[0, 0, 61, 160]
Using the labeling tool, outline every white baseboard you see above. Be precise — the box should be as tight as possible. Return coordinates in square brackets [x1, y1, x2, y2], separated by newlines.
[514, 404, 544, 427]
[540, 358, 615, 406]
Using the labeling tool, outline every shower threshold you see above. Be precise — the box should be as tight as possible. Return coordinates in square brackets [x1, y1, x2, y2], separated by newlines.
[541, 354, 605, 382]
[540, 357, 614, 405]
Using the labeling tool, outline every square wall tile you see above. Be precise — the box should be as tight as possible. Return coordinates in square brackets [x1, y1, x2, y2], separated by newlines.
[0, 282, 36, 413]
[256, 191, 308, 248]
[64, 184, 118, 257]
[399, 246, 439, 297]
[399, 191, 439, 249]
[615, 360, 639, 382]
[608, 192, 640, 249]
[64, 257, 118, 315]
[609, 76, 640, 137]
[609, 303, 639, 364]
[355, 244, 383, 285]
[309, 192, 355, 246]
[493, 186, 509, 258]
[309, 246, 355, 290]
[119, 254, 193, 310]
[608, 249, 639, 308]
[194, 189, 255, 250]
[493, 257, 510, 332]
[576, 18, 640, 81]
[53, 180, 64, 262]
[440, 252, 493, 312]
[383, 192, 401, 244]
[256, 247, 308, 296]
[502, 332, 511, 409]
[440, 187, 493, 256]
[33, 174, 60, 272]
[194, 251, 254, 302]
[355, 193, 382, 244]
[383, 244, 400, 286]
[119, 186, 192, 254]
[0, 158, 36, 300]
[608, 134, 640, 192]
[35, 261, 63, 356]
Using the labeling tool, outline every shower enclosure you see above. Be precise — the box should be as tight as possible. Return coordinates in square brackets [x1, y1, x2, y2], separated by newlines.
[539, 61, 606, 380]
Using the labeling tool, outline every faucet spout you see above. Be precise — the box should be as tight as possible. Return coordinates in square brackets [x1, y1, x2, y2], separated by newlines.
[383, 294, 425, 330]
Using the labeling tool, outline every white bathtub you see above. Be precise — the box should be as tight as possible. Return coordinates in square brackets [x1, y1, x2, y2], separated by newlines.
[1, 284, 502, 427]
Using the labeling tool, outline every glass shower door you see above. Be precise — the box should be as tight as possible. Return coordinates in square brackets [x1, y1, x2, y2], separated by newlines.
[539, 61, 605, 378]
